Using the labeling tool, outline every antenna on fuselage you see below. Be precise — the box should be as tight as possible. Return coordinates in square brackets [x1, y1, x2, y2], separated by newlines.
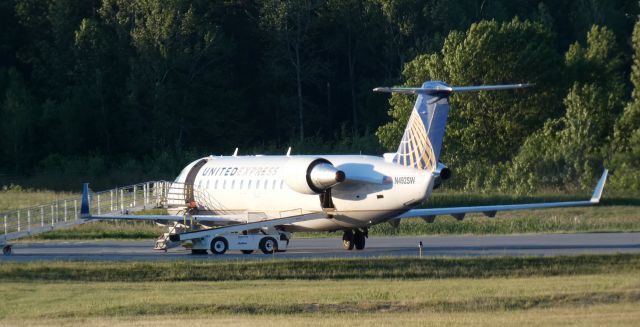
[233, 148, 238, 156]
[286, 147, 292, 156]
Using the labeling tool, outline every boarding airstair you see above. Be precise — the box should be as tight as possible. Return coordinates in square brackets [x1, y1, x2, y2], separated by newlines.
[0, 181, 172, 255]
[1, 180, 297, 255]
[152, 183, 232, 251]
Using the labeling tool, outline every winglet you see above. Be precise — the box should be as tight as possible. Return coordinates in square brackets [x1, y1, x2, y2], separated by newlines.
[80, 183, 91, 218]
[590, 169, 608, 203]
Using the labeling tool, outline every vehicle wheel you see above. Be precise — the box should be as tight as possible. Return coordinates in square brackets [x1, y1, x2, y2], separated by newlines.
[241, 250, 254, 254]
[2, 245, 12, 256]
[191, 249, 208, 255]
[354, 230, 366, 250]
[259, 237, 278, 254]
[342, 230, 355, 250]
[210, 237, 228, 255]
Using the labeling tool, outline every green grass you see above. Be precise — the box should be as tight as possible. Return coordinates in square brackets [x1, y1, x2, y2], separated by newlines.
[25, 220, 165, 240]
[1, 254, 638, 326]
[1, 272, 638, 326]
[0, 186, 76, 212]
[1, 254, 638, 282]
[5, 306, 640, 327]
[2, 273, 639, 317]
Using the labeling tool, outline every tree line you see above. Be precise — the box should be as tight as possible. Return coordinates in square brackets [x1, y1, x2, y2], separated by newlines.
[0, 0, 638, 192]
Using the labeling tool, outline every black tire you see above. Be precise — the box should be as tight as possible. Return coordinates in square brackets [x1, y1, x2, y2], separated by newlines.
[259, 237, 278, 254]
[3, 245, 12, 256]
[277, 234, 289, 252]
[210, 237, 228, 255]
[191, 249, 208, 255]
[354, 230, 366, 250]
[342, 230, 355, 250]
[241, 250, 254, 254]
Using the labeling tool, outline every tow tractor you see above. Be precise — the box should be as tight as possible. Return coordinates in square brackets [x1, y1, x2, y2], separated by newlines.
[165, 216, 312, 255]
[154, 215, 293, 255]
[190, 228, 290, 255]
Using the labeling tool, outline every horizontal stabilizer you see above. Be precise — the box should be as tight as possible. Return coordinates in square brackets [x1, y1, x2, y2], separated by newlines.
[373, 83, 533, 95]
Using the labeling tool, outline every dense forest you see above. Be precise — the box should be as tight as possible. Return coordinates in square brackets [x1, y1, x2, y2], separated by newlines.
[0, 0, 639, 192]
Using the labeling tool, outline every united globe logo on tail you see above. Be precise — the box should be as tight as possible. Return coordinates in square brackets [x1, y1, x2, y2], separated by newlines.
[393, 81, 451, 172]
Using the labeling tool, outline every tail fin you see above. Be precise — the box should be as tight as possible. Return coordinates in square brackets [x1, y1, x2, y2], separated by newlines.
[374, 81, 531, 171]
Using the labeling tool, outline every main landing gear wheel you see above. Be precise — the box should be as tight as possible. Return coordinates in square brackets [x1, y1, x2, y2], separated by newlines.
[210, 237, 229, 255]
[3, 245, 12, 256]
[342, 230, 355, 250]
[354, 230, 366, 250]
[259, 237, 278, 254]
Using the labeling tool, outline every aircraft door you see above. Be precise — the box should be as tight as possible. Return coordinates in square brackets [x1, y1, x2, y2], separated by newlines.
[184, 159, 207, 203]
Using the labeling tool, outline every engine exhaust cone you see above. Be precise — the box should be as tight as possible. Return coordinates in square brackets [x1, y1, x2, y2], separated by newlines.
[309, 163, 346, 190]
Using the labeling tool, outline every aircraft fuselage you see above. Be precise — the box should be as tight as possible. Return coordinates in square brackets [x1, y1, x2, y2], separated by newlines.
[172, 155, 434, 232]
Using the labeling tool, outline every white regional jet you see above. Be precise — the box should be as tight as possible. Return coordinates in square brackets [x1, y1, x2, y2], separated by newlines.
[81, 81, 608, 255]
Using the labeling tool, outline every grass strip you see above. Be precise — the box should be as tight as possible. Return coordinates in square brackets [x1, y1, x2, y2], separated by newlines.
[51, 291, 640, 316]
[1, 253, 638, 282]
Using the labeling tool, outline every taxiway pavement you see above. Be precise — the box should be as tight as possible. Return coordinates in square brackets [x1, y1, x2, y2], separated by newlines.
[1, 232, 639, 261]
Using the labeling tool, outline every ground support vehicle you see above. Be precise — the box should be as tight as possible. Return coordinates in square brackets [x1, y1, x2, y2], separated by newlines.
[168, 215, 310, 255]
[190, 230, 290, 255]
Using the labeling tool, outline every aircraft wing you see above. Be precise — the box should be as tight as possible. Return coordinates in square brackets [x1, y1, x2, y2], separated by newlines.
[79, 184, 241, 223]
[395, 170, 608, 220]
[83, 212, 239, 223]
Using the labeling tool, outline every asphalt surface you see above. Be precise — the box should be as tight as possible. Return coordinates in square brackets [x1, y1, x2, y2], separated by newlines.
[1, 232, 639, 261]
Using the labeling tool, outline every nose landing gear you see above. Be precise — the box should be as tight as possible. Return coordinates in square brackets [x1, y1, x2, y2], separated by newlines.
[342, 228, 367, 250]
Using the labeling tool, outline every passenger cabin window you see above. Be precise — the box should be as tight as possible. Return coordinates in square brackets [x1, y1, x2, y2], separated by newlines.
[206, 180, 210, 188]
[248, 180, 252, 189]
[272, 180, 276, 189]
[214, 180, 219, 189]
[240, 180, 244, 189]
[280, 180, 284, 189]
[223, 180, 227, 189]
[231, 180, 235, 189]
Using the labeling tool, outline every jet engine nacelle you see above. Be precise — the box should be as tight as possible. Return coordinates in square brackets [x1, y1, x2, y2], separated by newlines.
[283, 157, 346, 195]
[433, 162, 452, 190]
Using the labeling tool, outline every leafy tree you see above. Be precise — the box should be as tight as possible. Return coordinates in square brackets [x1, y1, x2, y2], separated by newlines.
[98, 0, 246, 154]
[507, 25, 625, 192]
[0, 69, 36, 173]
[2, 0, 640, 190]
[377, 18, 563, 190]
[609, 18, 640, 192]
[260, 0, 322, 142]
